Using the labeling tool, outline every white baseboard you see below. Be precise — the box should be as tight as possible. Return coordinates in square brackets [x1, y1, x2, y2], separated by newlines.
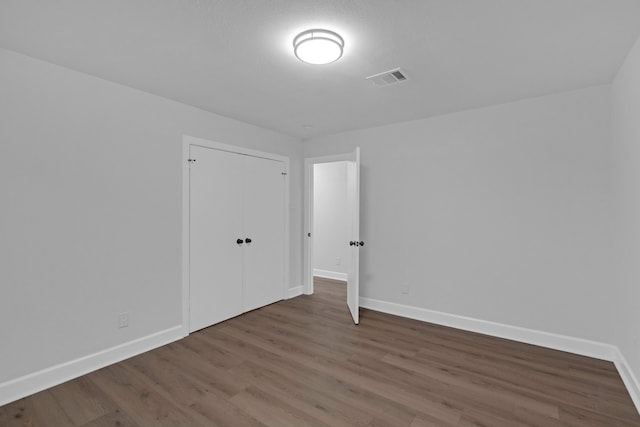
[3, 298, 639, 417]
[313, 269, 347, 281]
[359, 297, 617, 361]
[286, 286, 304, 299]
[359, 297, 640, 414]
[0, 325, 185, 406]
[614, 349, 640, 414]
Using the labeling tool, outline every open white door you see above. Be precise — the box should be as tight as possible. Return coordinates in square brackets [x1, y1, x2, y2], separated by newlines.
[346, 147, 361, 325]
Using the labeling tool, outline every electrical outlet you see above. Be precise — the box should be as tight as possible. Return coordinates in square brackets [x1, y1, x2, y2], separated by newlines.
[118, 312, 129, 328]
[401, 284, 410, 295]
[335, 257, 341, 266]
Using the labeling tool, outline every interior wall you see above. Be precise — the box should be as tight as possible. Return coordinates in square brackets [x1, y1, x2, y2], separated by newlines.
[0, 47, 302, 385]
[313, 162, 349, 278]
[612, 34, 640, 383]
[304, 85, 614, 344]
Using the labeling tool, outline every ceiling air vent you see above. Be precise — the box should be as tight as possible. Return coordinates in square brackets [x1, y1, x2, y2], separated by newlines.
[366, 68, 409, 86]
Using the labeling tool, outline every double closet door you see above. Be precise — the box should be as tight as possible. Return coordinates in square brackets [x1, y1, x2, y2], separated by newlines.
[189, 145, 286, 332]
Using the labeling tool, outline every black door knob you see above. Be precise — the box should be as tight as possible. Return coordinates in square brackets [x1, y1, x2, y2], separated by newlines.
[349, 241, 356, 246]
[359, 241, 365, 247]
[236, 238, 244, 245]
[245, 238, 252, 244]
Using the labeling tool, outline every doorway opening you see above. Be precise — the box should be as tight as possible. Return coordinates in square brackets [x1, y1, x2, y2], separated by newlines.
[303, 148, 360, 324]
[312, 161, 349, 283]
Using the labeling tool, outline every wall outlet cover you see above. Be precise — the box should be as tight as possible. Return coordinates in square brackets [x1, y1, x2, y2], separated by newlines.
[118, 312, 129, 328]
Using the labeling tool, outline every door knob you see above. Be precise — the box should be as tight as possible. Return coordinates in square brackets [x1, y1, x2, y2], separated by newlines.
[349, 241, 356, 246]
[236, 238, 244, 245]
[245, 238, 252, 244]
[359, 241, 365, 247]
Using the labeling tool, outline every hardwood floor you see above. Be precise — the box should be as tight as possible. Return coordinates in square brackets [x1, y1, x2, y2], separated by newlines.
[1, 277, 639, 426]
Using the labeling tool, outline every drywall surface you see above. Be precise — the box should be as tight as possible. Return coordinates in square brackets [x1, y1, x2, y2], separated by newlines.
[612, 35, 640, 383]
[313, 162, 349, 278]
[304, 85, 614, 344]
[0, 48, 302, 384]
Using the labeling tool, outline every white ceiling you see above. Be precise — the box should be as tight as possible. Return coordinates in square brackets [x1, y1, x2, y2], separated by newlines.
[1, 1, 640, 139]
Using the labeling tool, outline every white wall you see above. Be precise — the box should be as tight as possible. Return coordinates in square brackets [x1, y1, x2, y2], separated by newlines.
[0, 48, 302, 392]
[304, 85, 614, 344]
[313, 162, 349, 279]
[612, 35, 640, 389]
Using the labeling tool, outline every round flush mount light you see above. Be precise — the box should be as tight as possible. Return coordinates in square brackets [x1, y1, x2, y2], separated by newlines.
[293, 29, 344, 65]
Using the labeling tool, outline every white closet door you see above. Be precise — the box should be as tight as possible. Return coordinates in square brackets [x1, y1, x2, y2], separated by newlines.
[242, 155, 285, 312]
[189, 146, 244, 332]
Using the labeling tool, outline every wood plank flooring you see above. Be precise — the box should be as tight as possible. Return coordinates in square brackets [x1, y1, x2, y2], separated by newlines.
[1, 277, 639, 426]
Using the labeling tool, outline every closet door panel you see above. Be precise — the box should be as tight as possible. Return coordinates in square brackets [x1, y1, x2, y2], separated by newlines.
[189, 146, 244, 332]
[242, 155, 285, 312]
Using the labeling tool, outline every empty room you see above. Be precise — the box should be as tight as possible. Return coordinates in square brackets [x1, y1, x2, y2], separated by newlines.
[2, 1, 640, 425]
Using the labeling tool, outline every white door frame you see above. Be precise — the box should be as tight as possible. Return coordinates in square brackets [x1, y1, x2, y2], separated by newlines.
[182, 135, 290, 336]
[303, 152, 354, 295]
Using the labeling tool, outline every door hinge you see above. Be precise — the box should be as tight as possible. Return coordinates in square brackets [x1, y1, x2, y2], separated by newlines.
[188, 158, 196, 164]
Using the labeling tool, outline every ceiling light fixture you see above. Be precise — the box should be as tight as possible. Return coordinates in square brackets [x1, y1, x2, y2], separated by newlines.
[293, 29, 344, 65]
